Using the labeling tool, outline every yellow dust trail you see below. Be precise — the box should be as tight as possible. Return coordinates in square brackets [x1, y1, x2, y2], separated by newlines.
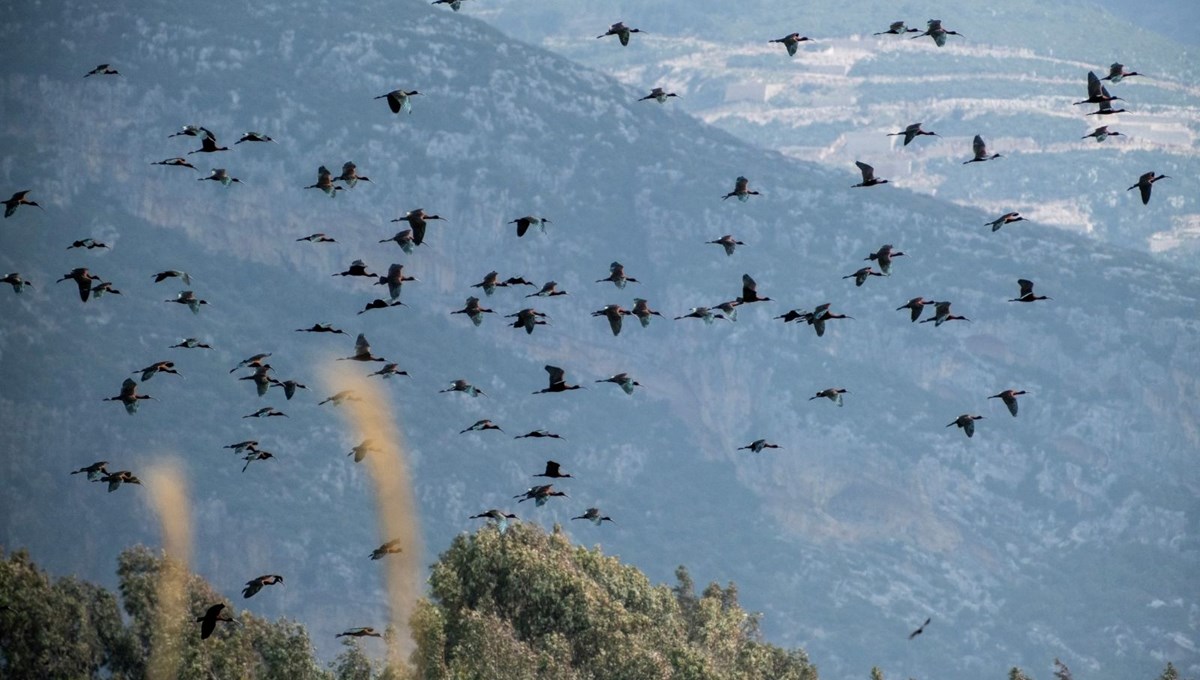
[324, 366, 423, 670]
[145, 461, 191, 680]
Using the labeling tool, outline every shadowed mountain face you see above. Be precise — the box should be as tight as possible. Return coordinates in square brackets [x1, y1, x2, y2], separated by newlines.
[478, 0, 1200, 259]
[0, 0, 1197, 677]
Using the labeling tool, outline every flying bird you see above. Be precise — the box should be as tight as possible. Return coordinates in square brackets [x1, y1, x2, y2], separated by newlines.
[376, 89, 421, 114]
[1101, 62, 1141, 83]
[1074, 71, 1123, 106]
[339, 334, 387, 363]
[335, 161, 371, 188]
[170, 338, 212, 350]
[452, 296, 495, 326]
[572, 508, 614, 525]
[908, 617, 932, 640]
[737, 274, 771, 303]
[336, 628, 383, 639]
[510, 216, 551, 237]
[71, 461, 110, 481]
[639, 87, 678, 103]
[515, 430, 565, 440]
[770, 33, 811, 56]
[514, 484, 568, 506]
[198, 168, 240, 185]
[391, 209, 444, 245]
[152, 157, 198, 170]
[631, 298, 663, 327]
[738, 439, 780, 453]
[852, 161, 888, 187]
[230, 353, 272, 374]
[1127, 172, 1169, 205]
[988, 390, 1027, 417]
[919, 300, 969, 326]
[507, 308, 549, 334]
[865, 244, 905, 275]
[272, 379, 308, 400]
[152, 270, 192, 285]
[370, 539, 402, 559]
[441, 379, 486, 397]
[350, 440, 381, 464]
[596, 373, 640, 395]
[597, 22, 642, 46]
[874, 21, 920, 35]
[319, 390, 361, 406]
[67, 238, 108, 250]
[707, 234, 745, 256]
[1008, 279, 1051, 302]
[460, 419, 504, 434]
[235, 132, 275, 144]
[963, 135, 1001, 164]
[987, 212, 1025, 232]
[843, 267, 884, 287]
[887, 123, 938, 146]
[242, 574, 283, 598]
[334, 260, 375, 278]
[722, 176, 759, 202]
[104, 378, 152, 415]
[188, 134, 230, 154]
[675, 306, 728, 324]
[947, 414, 984, 438]
[84, 63, 120, 77]
[196, 604, 236, 640]
[1, 273, 32, 294]
[305, 166, 341, 197]
[535, 366, 584, 394]
[296, 323, 345, 335]
[1086, 90, 1126, 116]
[533, 461, 572, 478]
[810, 388, 849, 406]
[895, 297, 937, 322]
[592, 304, 631, 336]
[96, 470, 142, 492]
[596, 261, 639, 288]
[370, 363, 409, 379]
[243, 407, 288, 419]
[377, 263, 417, 300]
[3, 190, 41, 218]
[1081, 125, 1122, 142]
[166, 290, 208, 314]
[912, 19, 962, 47]
[527, 281, 568, 298]
[298, 232, 337, 243]
[134, 361, 179, 382]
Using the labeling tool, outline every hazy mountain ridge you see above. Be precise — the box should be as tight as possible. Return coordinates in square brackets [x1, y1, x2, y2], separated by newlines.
[0, 0, 1197, 679]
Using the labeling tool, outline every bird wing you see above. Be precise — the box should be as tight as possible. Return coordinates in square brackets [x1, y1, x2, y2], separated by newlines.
[1086, 71, 1102, 99]
[355, 334, 371, 356]
[545, 365, 565, 386]
[855, 161, 874, 182]
[1017, 279, 1034, 297]
[972, 135, 986, 158]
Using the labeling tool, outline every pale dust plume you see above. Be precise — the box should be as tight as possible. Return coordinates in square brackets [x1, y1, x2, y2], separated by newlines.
[145, 461, 191, 680]
[324, 365, 424, 670]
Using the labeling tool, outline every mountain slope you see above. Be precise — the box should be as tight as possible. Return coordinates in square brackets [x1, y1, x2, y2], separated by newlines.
[0, 0, 1197, 678]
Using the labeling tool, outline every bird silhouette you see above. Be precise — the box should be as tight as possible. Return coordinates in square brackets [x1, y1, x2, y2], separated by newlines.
[510, 216, 551, 237]
[843, 267, 884, 287]
[810, 388, 849, 406]
[912, 19, 962, 47]
[737, 274, 771, 304]
[376, 89, 421, 114]
[675, 307, 728, 324]
[528, 281, 568, 298]
[1101, 62, 1141, 83]
[722, 176, 760, 201]
[1086, 90, 1126, 116]
[334, 259, 375, 278]
[67, 238, 108, 250]
[170, 338, 212, 350]
[707, 234, 745, 256]
[452, 296, 495, 326]
[196, 604, 236, 640]
[769, 33, 810, 56]
[358, 299, 406, 315]
[874, 21, 920, 35]
[56, 268, 101, 302]
[631, 298, 664, 327]
[166, 290, 208, 314]
[1008, 279, 1051, 302]
[919, 301, 969, 326]
[296, 323, 345, 335]
[152, 270, 192, 285]
[84, 63, 120, 77]
[865, 244, 905, 275]
[134, 361, 180, 382]
[460, 419, 504, 434]
[1081, 125, 1122, 142]
[507, 308, 549, 334]
[391, 209, 444, 245]
[441, 379, 486, 397]
[304, 166, 342, 197]
[298, 232, 337, 243]
[336, 627, 382, 639]
[988, 390, 1027, 417]
[95, 470, 142, 492]
[895, 297, 937, 322]
[188, 134, 229, 154]
[152, 157, 198, 170]
[738, 439, 781, 453]
[3, 190, 41, 218]
[1127, 172, 1169, 205]
[376, 263, 417, 301]
[1, 273, 32, 294]
[469, 509, 517, 532]
[370, 363, 409, 380]
[242, 574, 283, 598]
[533, 461, 572, 478]
[370, 539, 402, 559]
[986, 212, 1025, 232]
[596, 373, 640, 395]
[243, 407, 288, 419]
[947, 414, 984, 438]
[572, 508, 614, 525]
[592, 304, 631, 336]
[535, 366, 584, 394]
[514, 484, 568, 506]
[1074, 71, 1123, 106]
[241, 449, 276, 473]
[104, 378, 152, 415]
[888, 123, 938, 146]
[515, 430, 565, 440]
[596, 261, 639, 288]
[230, 353, 272, 374]
[335, 161, 371, 188]
[340, 334, 387, 363]
[639, 87, 678, 103]
[597, 22, 642, 46]
[235, 131, 275, 144]
[852, 161, 888, 188]
[319, 390, 361, 406]
[964, 135, 1001, 164]
[71, 461, 110, 481]
[238, 365, 275, 397]
[198, 168, 240, 185]
[350, 440, 381, 464]
[908, 617, 932, 640]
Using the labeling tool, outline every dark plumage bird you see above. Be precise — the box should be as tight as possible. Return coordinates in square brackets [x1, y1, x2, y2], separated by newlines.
[810, 388, 849, 406]
[1086, 91, 1126, 116]
[770, 33, 811, 56]
[1, 273, 32, 294]
[196, 604, 235, 640]
[470, 509, 518, 530]
[510, 215, 550, 237]
[572, 508, 614, 525]
[514, 484, 568, 506]
[639, 87, 678, 103]
[865, 244, 905, 275]
[335, 161, 371, 188]
[675, 306, 728, 324]
[391, 209, 444, 246]
[1081, 125, 1122, 142]
[298, 232, 337, 243]
[888, 122, 938, 146]
[370, 539, 402, 559]
[134, 361, 179, 382]
[153, 157, 198, 170]
[104, 378, 152, 415]
[947, 414, 984, 438]
[852, 161, 888, 188]
[84, 63, 120, 77]
[166, 290, 208, 314]
[432, 0, 466, 10]
[370, 363, 408, 379]
[1127, 172, 1169, 205]
[376, 89, 421, 114]
[272, 379, 308, 400]
[57, 268, 100, 302]
[296, 323, 345, 335]
[596, 373, 640, 395]
[334, 259, 375, 278]
[535, 365, 584, 394]
[597, 22, 642, 46]
[964, 135, 1001, 164]
[1075, 71, 1123, 106]
[988, 389, 1027, 417]
[319, 390, 361, 407]
[239, 365, 275, 397]
[738, 439, 780, 453]
[441, 379, 486, 397]
[908, 617, 931, 640]
[528, 281, 568, 298]
[596, 261, 639, 288]
[1101, 62, 1141, 83]
[507, 308, 549, 334]
[470, 271, 504, 296]
[377, 229, 415, 253]
[515, 430, 565, 440]
[843, 267, 884, 287]
[452, 296, 495, 326]
[708, 234, 745, 256]
[912, 19, 962, 47]
[919, 300, 969, 326]
[3, 190, 41, 218]
[1009, 279, 1051, 302]
[243, 407, 288, 419]
[874, 21, 920, 35]
[376, 263, 417, 301]
[241, 449, 276, 473]
[631, 298, 663, 327]
[987, 212, 1025, 232]
[336, 627, 382, 639]
[339, 334, 387, 363]
[460, 419, 503, 434]
[349, 440, 380, 464]
[67, 238, 108, 250]
[592, 304, 631, 336]
[802, 303, 853, 337]
[534, 460, 572, 479]
[96, 470, 142, 492]
[170, 338, 212, 349]
[737, 274, 772, 304]
[152, 270, 192, 285]
[224, 441, 260, 455]
[305, 166, 341, 197]
[89, 281, 121, 299]
[895, 297, 937, 322]
[231, 353, 272, 374]
[198, 168, 240, 185]
[235, 132, 275, 144]
[722, 176, 759, 202]
[169, 125, 213, 139]
[188, 134, 229, 155]
[242, 574, 283, 599]
[71, 461, 110, 481]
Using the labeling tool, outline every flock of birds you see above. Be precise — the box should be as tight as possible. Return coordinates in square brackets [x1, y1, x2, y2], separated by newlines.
[4, 6, 1178, 650]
